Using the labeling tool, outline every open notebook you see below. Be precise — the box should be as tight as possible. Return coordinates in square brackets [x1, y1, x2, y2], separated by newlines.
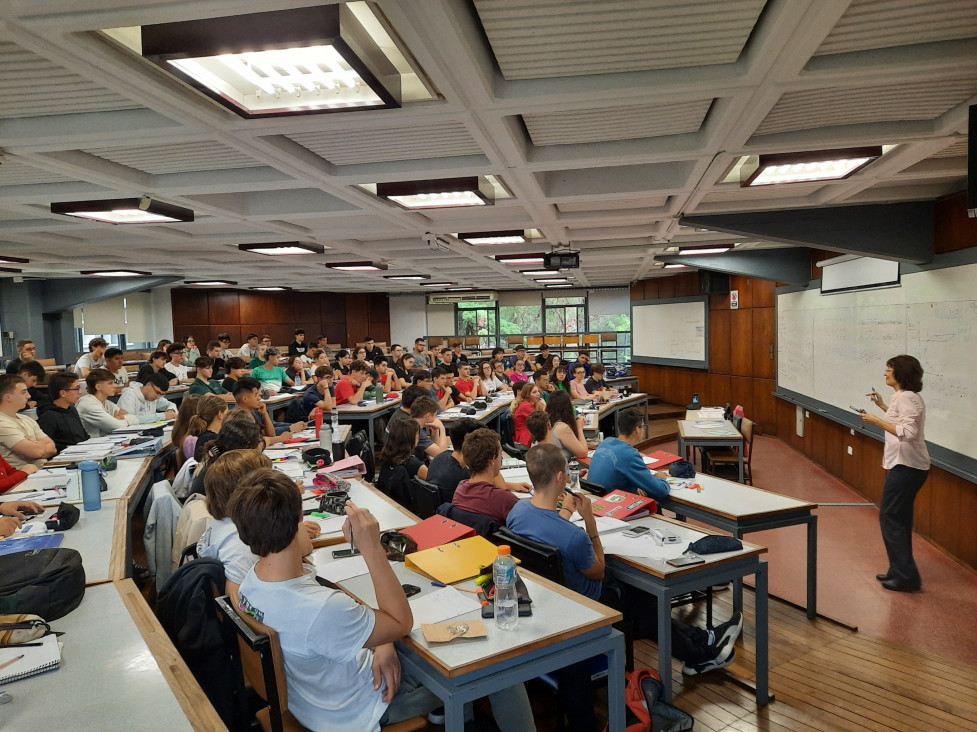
[0, 634, 61, 684]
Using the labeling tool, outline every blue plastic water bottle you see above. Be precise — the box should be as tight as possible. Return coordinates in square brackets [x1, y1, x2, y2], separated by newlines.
[79, 460, 101, 511]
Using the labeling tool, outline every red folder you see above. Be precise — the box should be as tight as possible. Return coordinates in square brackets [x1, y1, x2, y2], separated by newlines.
[400, 515, 476, 552]
[644, 450, 683, 469]
[590, 490, 656, 520]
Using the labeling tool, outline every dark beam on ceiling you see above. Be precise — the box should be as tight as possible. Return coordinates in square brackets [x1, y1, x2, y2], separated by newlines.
[680, 201, 934, 264]
[655, 248, 812, 285]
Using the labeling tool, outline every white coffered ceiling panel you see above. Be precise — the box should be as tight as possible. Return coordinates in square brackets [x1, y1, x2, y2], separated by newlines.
[289, 121, 483, 165]
[523, 100, 712, 146]
[84, 141, 266, 175]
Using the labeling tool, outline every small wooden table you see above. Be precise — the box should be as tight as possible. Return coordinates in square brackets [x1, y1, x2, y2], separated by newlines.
[677, 418, 744, 481]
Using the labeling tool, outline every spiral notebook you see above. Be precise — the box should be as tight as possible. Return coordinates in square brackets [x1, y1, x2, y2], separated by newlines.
[0, 634, 62, 684]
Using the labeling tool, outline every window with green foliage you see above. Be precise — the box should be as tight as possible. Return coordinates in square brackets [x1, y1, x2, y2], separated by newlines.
[589, 312, 631, 363]
[500, 305, 541, 335]
[544, 296, 586, 334]
[455, 301, 498, 347]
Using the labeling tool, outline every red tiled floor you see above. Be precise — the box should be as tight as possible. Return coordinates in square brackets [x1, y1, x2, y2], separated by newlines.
[657, 435, 977, 666]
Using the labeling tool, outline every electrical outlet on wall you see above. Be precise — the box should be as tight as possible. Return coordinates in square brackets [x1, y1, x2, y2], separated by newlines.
[847, 445, 853, 456]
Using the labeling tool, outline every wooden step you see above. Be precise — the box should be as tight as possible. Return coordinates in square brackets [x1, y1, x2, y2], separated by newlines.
[646, 402, 685, 420]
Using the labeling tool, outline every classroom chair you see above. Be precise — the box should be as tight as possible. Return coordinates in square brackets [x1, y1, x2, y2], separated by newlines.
[501, 442, 528, 459]
[436, 502, 498, 537]
[579, 478, 608, 496]
[214, 595, 426, 732]
[492, 527, 563, 582]
[409, 476, 441, 519]
[702, 418, 756, 485]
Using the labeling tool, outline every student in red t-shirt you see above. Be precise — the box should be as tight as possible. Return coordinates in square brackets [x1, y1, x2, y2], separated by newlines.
[453, 362, 484, 403]
[334, 360, 373, 405]
[451, 429, 518, 525]
[374, 358, 398, 393]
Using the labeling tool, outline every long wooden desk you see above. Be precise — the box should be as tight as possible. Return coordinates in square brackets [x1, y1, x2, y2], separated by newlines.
[334, 396, 401, 448]
[661, 472, 819, 619]
[5, 580, 224, 730]
[440, 392, 513, 433]
[319, 554, 626, 731]
[677, 418, 744, 482]
[305, 477, 417, 548]
[580, 392, 650, 438]
[601, 514, 770, 705]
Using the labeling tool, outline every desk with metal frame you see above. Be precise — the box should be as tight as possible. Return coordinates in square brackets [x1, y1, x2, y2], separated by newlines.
[603, 514, 770, 705]
[328, 560, 626, 732]
[581, 392, 650, 439]
[677, 419, 744, 482]
[334, 396, 402, 448]
[660, 472, 818, 619]
[440, 393, 513, 434]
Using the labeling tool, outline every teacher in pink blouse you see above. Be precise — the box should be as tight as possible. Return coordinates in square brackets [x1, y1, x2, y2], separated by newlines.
[861, 355, 930, 593]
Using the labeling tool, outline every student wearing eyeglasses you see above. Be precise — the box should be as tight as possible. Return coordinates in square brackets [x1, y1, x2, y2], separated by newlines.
[36, 371, 90, 453]
[587, 407, 668, 498]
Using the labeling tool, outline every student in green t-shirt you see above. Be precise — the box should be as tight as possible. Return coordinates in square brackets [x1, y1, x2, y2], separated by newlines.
[251, 347, 293, 393]
[188, 357, 235, 402]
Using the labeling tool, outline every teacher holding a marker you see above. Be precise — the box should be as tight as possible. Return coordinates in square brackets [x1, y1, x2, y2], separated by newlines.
[861, 355, 929, 593]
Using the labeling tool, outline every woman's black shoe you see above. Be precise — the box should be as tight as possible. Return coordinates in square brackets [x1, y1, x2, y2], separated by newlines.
[881, 578, 921, 592]
[875, 573, 890, 582]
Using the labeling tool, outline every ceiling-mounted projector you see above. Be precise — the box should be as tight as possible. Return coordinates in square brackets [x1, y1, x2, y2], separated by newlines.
[544, 251, 579, 269]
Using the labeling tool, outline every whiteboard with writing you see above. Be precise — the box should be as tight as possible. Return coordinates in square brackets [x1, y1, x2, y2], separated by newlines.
[777, 260, 977, 473]
[632, 297, 708, 369]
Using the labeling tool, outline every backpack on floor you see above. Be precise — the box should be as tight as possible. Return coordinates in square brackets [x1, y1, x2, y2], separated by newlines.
[607, 667, 694, 732]
[0, 548, 86, 620]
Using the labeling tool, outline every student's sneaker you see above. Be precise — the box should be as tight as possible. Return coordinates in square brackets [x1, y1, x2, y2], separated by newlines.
[427, 706, 445, 725]
[682, 646, 736, 676]
[712, 611, 743, 650]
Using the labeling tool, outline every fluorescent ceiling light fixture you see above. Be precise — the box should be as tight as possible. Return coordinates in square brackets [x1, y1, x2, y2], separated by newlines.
[446, 287, 474, 291]
[663, 264, 687, 269]
[457, 230, 527, 246]
[239, 242, 324, 256]
[535, 278, 569, 284]
[520, 269, 561, 277]
[678, 247, 731, 255]
[420, 281, 453, 287]
[185, 280, 238, 286]
[545, 284, 573, 288]
[141, 5, 401, 119]
[495, 254, 545, 265]
[250, 286, 292, 291]
[51, 197, 194, 224]
[325, 261, 387, 272]
[81, 269, 152, 277]
[0, 255, 29, 265]
[377, 176, 494, 209]
[0, 267, 23, 273]
[384, 274, 430, 281]
[741, 146, 883, 187]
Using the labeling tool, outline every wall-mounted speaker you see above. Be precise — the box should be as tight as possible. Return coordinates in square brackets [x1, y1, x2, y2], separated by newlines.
[698, 271, 730, 295]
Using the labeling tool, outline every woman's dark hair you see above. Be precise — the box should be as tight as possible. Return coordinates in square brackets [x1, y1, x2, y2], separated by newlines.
[478, 360, 493, 379]
[379, 419, 419, 467]
[887, 354, 924, 393]
[552, 366, 570, 391]
[199, 418, 262, 465]
[541, 354, 559, 373]
[546, 389, 576, 429]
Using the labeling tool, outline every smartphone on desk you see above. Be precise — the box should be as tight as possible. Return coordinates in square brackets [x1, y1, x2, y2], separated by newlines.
[622, 525, 650, 538]
[332, 548, 361, 559]
[667, 553, 705, 567]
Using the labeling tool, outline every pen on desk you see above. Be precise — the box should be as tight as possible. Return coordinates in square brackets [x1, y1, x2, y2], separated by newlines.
[0, 643, 42, 648]
[0, 655, 24, 671]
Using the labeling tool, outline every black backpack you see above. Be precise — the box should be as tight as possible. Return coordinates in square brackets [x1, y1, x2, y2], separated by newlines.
[0, 548, 86, 620]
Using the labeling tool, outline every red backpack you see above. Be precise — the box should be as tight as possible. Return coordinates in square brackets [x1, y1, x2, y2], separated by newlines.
[606, 667, 694, 732]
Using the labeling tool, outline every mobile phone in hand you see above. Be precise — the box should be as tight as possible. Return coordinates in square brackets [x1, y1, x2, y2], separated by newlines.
[332, 548, 361, 559]
[849, 405, 866, 414]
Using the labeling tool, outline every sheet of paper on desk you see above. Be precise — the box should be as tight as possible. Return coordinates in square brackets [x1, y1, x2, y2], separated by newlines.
[312, 514, 347, 535]
[274, 462, 305, 479]
[641, 455, 659, 465]
[500, 467, 530, 483]
[409, 587, 481, 632]
[572, 515, 629, 534]
[697, 408, 725, 419]
[601, 534, 687, 560]
[314, 554, 369, 583]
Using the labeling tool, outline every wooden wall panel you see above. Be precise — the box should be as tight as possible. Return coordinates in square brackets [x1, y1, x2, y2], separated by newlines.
[657, 278, 675, 299]
[753, 378, 777, 437]
[707, 373, 730, 406]
[709, 309, 731, 375]
[368, 293, 391, 343]
[344, 294, 370, 345]
[673, 273, 697, 297]
[752, 307, 776, 379]
[730, 275, 753, 309]
[630, 281, 646, 300]
[729, 375, 754, 419]
[321, 293, 346, 325]
[209, 325, 243, 348]
[171, 290, 208, 326]
[729, 309, 753, 376]
[753, 278, 776, 308]
[934, 191, 977, 253]
[822, 418, 846, 479]
[643, 280, 659, 299]
[208, 292, 240, 324]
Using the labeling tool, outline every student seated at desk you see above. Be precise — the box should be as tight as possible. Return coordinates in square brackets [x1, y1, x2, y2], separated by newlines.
[363, 336, 384, 366]
[232, 377, 304, 446]
[164, 343, 194, 384]
[334, 360, 373, 406]
[352, 346, 369, 366]
[334, 349, 352, 375]
[117, 373, 179, 422]
[188, 357, 234, 402]
[410, 337, 432, 370]
[584, 363, 618, 398]
[569, 364, 589, 399]
[17, 360, 50, 411]
[509, 444, 743, 709]
[231, 472, 443, 731]
[429, 419, 531, 502]
[137, 350, 178, 387]
[510, 383, 545, 448]
[305, 349, 329, 379]
[532, 369, 553, 402]
[573, 351, 592, 378]
[204, 340, 225, 376]
[551, 365, 571, 395]
[492, 359, 512, 387]
[396, 353, 416, 390]
[372, 358, 396, 393]
[0, 499, 45, 537]
[288, 328, 308, 359]
[432, 367, 459, 411]
[506, 358, 530, 385]
[238, 333, 260, 362]
[218, 333, 234, 362]
[247, 343, 269, 370]
[186, 394, 227, 463]
[181, 335, 200, 367]
[101, 347, 129, 394]
[169, 395, 201, 463]
[411, 371, 437, 408]
[587, 408, 668, 499]
[251, 347, 292, 393]
[409, 396, 448, 460]
[301, 366, 335, 420]
[451, 429, 519, 525]
[377, 420, 427, 507]
[191, 417, 261, 492]
[74, 337, 107, 379]
[533, 343, 551, 372]
[5, 338, 36, 375]
[478, 360, 511, 394]
[546, 390, 589, 461]
[506, 345, 527, 370]
[221, 357, 248, 393]
[37, 371, 89, 454]
[284, 355, 312, 386]
[453, 361, 484, 403]
[436, 347, 457, 377]
[77, 369, 139, 438]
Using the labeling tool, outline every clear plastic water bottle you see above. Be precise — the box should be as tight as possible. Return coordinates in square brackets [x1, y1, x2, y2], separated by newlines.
[493, 545, 519, 630]
[79, 460, 101, 511]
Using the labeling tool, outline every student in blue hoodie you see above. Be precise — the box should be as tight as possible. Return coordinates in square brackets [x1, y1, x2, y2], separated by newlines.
[586, 408, 669, 498]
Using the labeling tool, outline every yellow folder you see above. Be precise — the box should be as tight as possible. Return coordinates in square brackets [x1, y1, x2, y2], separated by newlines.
[404, 535, 501, 584]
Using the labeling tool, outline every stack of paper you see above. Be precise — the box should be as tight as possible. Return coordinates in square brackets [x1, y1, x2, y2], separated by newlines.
[696, 407, 725, 419]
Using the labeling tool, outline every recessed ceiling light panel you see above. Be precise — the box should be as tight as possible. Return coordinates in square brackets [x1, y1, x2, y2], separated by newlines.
[239, 242, 324, 256]
[51, 197, 193, 224]
[420, 282, 453, 287]
[458, 230, 526, 245]
[377, 176, 494, 209]
[741, 146, 883, 186]
[81, 269, 153, 277]
[325, 261, 387, 272]
[250, 286, 292, 291]
[141, 6, 402, 118]
[185, 280, 238, 286]
[383, 274, 430, 280]
[0, 255, 29, 265]
[678, 247, 731, 255]
[495, 253, 545, 265]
